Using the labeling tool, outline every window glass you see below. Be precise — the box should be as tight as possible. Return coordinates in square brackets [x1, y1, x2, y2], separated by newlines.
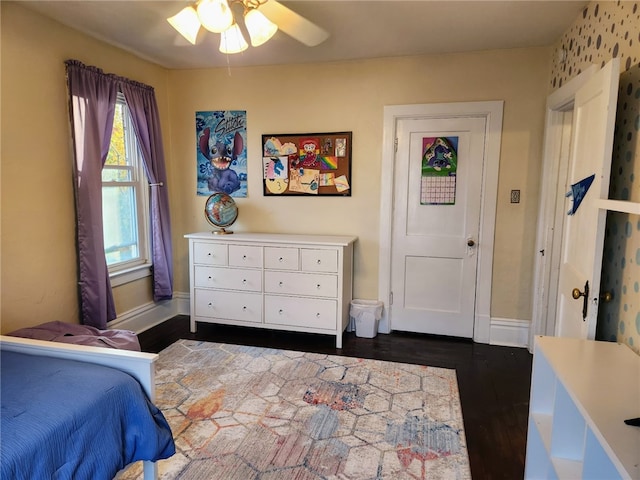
[103, 94, 149, 271]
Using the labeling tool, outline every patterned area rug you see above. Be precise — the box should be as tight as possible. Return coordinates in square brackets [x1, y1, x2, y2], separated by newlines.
[118, 340, 470, 479]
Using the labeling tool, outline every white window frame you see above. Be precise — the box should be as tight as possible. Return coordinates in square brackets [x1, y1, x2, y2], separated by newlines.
[103, 93, 151, 286]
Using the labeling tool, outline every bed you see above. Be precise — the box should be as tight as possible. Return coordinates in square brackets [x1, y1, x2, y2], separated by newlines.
[0, 334, 175, 480]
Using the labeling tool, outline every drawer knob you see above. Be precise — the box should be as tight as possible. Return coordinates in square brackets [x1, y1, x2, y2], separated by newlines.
[242, 306, 247, 311]
[279, 309, 283, 314]
[317, 259, 321, 264]
[243, 255, 247, 260]
[279, 257, 284, 262]
[208, 276, 212, 280]
[316, 284, 321, 289]
[243, 279, 247, 284]
[279, 281, 283, 287]
[208, 302, 213, 308]
[316, 313, 321, 318]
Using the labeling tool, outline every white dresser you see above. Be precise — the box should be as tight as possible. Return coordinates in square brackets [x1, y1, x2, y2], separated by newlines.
[185, 232, 357, 348]
[525, 336, 640, 479]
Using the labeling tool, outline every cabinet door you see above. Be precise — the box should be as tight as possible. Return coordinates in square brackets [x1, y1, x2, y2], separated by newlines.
[193, 242, 228, 266]
[194, 289, 262, 323]
[264, 295, 337, 329]
[264, 271, 338, 298]
[301, 248, 338, 273]
[194, 266, 262, 292]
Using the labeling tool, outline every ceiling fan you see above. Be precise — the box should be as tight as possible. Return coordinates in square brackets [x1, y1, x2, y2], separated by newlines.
[167, 0, 329, 54]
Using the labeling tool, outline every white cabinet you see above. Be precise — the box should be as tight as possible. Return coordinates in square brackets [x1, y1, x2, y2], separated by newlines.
[185, 232, 357, 348]
[525, 336, 640, 479]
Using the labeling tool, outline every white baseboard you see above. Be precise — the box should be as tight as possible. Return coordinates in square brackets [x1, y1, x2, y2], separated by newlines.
[108, 291, 189, 334]
[489, 317, 530, 348]
[111, 293, 530, 349]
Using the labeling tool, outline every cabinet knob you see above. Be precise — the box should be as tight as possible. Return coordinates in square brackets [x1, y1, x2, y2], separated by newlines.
[279, 309, 283, 314]
[316, 284, 321, 289]
[242, 279, 247, 284]
[317, 259, 321, 264]
[279, 257, 283, 262]
[242, 306, 247, 311]
[207, 302, 213, 308]
[279, 281, 283, 287]
[243, 255, 247, 260]
[316, 313, 321, 318]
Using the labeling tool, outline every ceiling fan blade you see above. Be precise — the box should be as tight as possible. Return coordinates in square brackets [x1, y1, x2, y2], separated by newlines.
[259, 1, 329, 47]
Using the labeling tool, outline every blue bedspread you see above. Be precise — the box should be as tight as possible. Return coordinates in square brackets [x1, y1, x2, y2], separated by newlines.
[0, 350, 175, 480]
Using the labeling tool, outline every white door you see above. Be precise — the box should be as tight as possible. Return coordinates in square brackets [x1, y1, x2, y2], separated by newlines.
[391, 116, 486, 337]
[556, 58, 619, 339]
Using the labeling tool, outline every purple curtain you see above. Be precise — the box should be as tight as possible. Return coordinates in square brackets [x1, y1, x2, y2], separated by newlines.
[65, 60, 118, 328]
[65, 60, 174, 328]
[119, 82, 173, 301]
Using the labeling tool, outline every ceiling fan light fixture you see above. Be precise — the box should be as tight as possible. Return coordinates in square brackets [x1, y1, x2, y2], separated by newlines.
[219, 23, 249, 54]
[244, 8, 278, 47]
[167, 6, 201, 44]
[197, 0, 234, 33]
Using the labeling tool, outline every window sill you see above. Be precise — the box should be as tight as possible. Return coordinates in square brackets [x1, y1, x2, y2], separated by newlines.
[110, 263, 152, 287]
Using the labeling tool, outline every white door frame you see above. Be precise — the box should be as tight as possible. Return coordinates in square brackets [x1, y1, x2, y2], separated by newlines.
[378, 101, 504, 343]
[529, 66, 598, 350]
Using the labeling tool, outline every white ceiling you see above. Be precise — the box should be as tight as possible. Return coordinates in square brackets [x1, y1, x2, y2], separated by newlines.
[21, 0, 589, 70]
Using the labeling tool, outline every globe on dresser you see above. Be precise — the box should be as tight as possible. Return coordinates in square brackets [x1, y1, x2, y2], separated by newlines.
[204, 192, 238, 234]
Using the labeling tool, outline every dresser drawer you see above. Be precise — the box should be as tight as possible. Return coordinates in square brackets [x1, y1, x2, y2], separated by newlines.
[264, 295, 337, 330]
[194, 289, 262, 323]
[264, 271, 337, 298]
[229, 245, 262, 268]
[194, 266, 262, 292]
[264, 247, 299, 270]
[193, 242, 228, 266]
[301, 248, 338, 273]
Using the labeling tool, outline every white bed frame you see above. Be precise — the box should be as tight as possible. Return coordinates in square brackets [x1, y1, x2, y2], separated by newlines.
[0, 335, 162, 480]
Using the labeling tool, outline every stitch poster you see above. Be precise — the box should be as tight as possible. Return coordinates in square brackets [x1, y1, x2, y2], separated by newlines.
[196, 110, 247, 197]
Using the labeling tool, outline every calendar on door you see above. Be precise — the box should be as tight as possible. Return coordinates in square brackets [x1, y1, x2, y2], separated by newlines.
[420, 136, 458, 205]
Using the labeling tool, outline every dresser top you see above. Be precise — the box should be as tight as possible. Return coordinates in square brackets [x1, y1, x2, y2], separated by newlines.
[185, 232, 357, 247]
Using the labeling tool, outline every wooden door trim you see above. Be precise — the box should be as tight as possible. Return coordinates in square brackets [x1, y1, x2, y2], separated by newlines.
[378, 101, 503, 343]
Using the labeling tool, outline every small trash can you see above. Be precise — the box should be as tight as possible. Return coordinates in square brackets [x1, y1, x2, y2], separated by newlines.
[350, 299, 384, 338]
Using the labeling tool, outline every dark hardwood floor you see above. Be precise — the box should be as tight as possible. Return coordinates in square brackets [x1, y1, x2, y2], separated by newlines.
[139, 316, 533, 479]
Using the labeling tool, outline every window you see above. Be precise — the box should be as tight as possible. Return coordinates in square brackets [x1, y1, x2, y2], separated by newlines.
[102, 93, 150, 279]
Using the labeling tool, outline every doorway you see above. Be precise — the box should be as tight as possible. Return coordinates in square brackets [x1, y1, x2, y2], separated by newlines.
[531, 59, 621, 347]
[378, 102, 503, 342]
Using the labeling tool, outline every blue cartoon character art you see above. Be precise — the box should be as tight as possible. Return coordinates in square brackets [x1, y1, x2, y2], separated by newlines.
[196, 111, 247, 197]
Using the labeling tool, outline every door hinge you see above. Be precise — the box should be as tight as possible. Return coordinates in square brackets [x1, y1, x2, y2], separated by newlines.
[389, 291, 394, 306]
[394, 138, 398, 152]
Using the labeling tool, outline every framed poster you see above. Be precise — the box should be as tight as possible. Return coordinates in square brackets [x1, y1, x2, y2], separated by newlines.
[196, 110, 247, 197]
[262, 131, 352, 196]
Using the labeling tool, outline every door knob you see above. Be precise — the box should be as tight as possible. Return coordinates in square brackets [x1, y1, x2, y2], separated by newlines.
[467, 238, 475, 247]
[571, 288, 586, 299]
[571, 281, 589, 321]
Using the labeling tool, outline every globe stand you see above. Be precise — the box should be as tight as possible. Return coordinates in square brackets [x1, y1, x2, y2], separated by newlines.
[212, 227, 233, 235]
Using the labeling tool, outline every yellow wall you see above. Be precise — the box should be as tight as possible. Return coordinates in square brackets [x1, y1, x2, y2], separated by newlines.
[0, 3, 170, 332]
[169, 50, 551, 320]
[1, 1, 552, 333]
